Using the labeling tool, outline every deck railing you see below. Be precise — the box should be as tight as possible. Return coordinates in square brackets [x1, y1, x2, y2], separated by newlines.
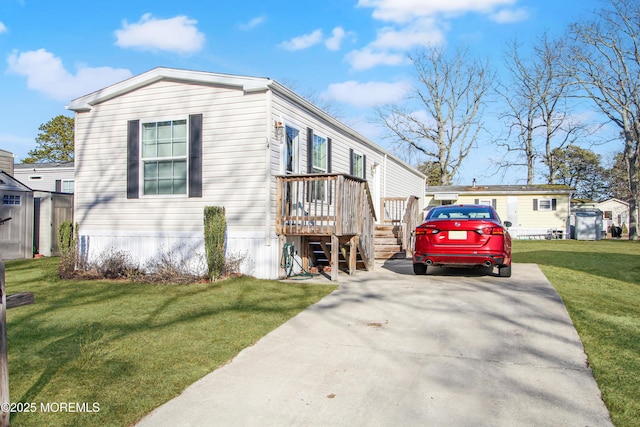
[381, 196, 422, 255]
[276, 174, 376, 270]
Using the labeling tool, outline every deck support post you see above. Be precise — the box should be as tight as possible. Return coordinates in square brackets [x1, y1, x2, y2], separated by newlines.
[331, 234, 339, 281]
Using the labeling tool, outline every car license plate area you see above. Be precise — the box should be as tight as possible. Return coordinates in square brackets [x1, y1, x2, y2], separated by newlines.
[448, 230, 467, 240]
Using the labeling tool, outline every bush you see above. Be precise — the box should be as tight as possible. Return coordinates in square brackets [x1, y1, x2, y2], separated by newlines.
[204, 206, 226, 282]
[58, 221, 77, 279]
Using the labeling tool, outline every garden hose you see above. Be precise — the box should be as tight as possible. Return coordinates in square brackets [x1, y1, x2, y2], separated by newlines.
[281, 243, 314, 279]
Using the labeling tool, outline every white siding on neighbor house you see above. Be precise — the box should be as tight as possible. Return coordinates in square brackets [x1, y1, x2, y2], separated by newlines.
[74, 79, 273, 277]
[14, 165, 74, 192]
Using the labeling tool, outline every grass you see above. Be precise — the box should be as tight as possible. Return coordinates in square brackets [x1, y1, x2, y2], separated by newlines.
[512, 239, 640, 427]
[2, 257, 336, 427]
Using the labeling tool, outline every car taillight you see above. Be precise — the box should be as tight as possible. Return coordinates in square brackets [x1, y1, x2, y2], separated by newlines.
[480, 227, 504, 235]
[416, 225, 439, 235]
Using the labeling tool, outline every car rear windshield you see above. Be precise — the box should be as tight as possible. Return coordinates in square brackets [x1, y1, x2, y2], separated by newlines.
[426, 206, 496, 220]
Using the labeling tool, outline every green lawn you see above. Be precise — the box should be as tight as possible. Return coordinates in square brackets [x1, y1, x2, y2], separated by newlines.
[512, 240, 640, 427]
[3, 241, 639, 426]
[3, 257, 336, 427]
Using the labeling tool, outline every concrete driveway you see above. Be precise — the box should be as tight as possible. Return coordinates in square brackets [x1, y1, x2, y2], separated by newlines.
[136, 261, 613, 426]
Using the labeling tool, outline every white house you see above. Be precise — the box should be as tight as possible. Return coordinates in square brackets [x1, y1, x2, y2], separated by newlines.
[66, 67, 425, 280]
[597, 198, 637, 236]
[14, 162, 75, 193]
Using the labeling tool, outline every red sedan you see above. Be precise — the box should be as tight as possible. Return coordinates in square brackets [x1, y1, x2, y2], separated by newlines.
[413, 204, 512, 277]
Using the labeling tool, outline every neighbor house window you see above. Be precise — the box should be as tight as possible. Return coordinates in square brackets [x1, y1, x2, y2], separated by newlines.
[141, 119, 188, 195]
[62, 180, 74, 193]
[538, 199, 552, 210]
[533, 198, 556, 211]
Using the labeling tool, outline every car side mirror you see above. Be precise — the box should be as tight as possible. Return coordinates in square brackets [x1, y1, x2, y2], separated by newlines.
[504, 221, 512, 228]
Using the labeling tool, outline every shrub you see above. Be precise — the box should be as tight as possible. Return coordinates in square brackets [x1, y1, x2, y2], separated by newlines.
[58, 221, 77, 279]
[204, 206, 226, 282]
[94, 249, 140, 280]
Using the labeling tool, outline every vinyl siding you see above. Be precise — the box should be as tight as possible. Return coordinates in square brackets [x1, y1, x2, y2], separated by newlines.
[270, 91, 425, 220]
[74, 80, 269, 235]
[14, 166, 74, 192]
[426, 193, 571, 237]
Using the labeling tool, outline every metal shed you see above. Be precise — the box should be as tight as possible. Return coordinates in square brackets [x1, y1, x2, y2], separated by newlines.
[573, 208, 603, 240]
[0, 171, 34, 260]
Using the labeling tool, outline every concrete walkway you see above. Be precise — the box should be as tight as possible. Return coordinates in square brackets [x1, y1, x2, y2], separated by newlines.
[136, 261, 613, 426]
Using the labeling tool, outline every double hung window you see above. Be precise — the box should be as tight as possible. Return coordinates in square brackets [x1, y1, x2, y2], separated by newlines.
[141, 120, 188, 195]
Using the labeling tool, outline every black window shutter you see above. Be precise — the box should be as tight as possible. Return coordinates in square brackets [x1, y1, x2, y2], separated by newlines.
[474, 198, 479, 204]
[349, 148, 354, 175]
[363, 155, 367, 179]
[533, 199, 538, 211]
[492, 199, 497, 208]
[552, 198, 557, 211]
[327, 137, 332, 173]
[127, 120, 140, 199]
[189, 114, 203, 198]
[307, 128, 313, 173]
[55, 180, 61, 192]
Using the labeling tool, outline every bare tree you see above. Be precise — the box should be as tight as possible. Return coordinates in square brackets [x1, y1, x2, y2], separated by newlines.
[376, 46, 493, 185]
[566, 0, 640, 239]
[498, 35, 589, 184]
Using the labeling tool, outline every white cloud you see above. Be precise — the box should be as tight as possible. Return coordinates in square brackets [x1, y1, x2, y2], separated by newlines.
[325, 27, 347, 51]
[279, 29, 323, 51]
[115, 13, 205, 54]
[239, 16, 266, 31]
[324, 80, 411, 107]
[357, 0, 516, 23]
[6, 49, 132, 101]
[489, 8, 529, 23]
[371, 18, 445, 50]
[0, 22, 7, 34]
[346, 47, 407, 71]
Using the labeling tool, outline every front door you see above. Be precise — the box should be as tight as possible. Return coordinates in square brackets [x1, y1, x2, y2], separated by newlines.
[507, 196, 518, 227]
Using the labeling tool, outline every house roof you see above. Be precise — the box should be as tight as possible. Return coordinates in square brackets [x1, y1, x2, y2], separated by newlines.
[65, 67, 426, 181]
[426, 184, 574, 198]
[14, 162, 74, 170]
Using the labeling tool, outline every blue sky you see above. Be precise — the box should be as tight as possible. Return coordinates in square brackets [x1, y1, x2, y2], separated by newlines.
[1, 0, 613, 184]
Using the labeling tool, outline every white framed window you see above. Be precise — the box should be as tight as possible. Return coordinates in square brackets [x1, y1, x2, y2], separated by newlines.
[538, 198, 552, 210]
[3, 195, 20, 205]
[478, 199, 493, 206]
[312, 134, 328, 174]
[61, 180, 74, 193]
[141, 119, 188, 195]
[284, 126, 300, 174]
[352, 151, 364, 178]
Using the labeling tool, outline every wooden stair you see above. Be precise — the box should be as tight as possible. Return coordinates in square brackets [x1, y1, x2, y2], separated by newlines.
[374, 225, 407, 260]
[308, 236, 367, 273]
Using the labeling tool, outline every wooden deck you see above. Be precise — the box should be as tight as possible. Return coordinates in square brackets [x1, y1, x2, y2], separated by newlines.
[276, 174, 422, 281]
[276, 174, 376, 280]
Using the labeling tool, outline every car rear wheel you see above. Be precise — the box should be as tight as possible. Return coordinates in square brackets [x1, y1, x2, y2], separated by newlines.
[413, 263, 428, 275]
[498, 265, 511, 278]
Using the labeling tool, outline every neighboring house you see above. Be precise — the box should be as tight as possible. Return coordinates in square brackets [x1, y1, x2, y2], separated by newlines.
[425, 183, 574, 239]
[14, 162, 75, 193]
[0, 170, 33, 260]
[66, 67, 425, 280]
[597, 198, 636, 236]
